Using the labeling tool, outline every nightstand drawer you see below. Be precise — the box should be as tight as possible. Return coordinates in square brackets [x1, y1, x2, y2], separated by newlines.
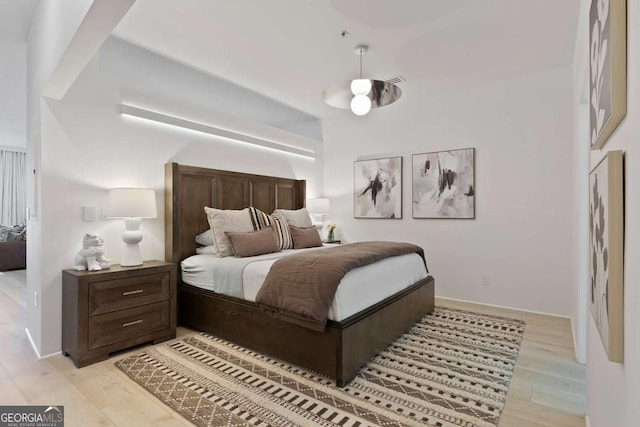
[88, 301, 170, 350]
[88, 272, 170, 316]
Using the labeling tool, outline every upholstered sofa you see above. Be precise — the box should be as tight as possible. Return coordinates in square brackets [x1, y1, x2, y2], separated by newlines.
[0, 225, 26, 271]
[0, 240, 26, 271]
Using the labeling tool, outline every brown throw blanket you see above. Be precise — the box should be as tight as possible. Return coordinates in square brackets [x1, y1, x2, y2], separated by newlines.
[255, 241, 427, 331]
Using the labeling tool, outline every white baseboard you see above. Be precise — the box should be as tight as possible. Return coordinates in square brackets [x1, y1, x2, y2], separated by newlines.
[570, 317, 587, 365]
[571, 317, 579, 362]
[585, 415, 591, 427]
[24, 328, 62, 360]
[436, 296, 572, 320]
[24, 327, 41, 359]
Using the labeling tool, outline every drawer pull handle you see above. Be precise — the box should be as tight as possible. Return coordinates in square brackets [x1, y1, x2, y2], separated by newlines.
[122, 289, 144, 296]
[122, 319, 143, 328]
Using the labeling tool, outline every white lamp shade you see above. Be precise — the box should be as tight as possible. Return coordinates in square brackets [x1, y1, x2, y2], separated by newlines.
[307, 198, 331, 215]
[351, 94, 372, 116]
[108, 188, 157, 218]
[350, 78, 372, 95]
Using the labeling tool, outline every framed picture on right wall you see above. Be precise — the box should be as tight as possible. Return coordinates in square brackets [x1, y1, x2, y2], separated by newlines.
[589, 0, 626, 150]
[589, 150, 624, 363]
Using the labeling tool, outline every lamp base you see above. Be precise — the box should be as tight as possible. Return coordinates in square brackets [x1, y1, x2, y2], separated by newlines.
[120, 218, 144, 267]
[310, 214, 324, 230]
[120, 243, 143, 267]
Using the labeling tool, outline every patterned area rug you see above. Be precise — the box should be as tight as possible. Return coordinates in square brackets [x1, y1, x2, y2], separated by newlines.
[116, 307, 525, 427]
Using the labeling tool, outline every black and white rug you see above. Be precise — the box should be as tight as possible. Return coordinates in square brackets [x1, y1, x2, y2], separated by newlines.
[116, 307, 525, 427]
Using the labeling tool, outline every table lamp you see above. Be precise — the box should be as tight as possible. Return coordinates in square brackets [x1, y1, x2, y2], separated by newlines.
[307, 198, 331, 229]
[107, 188, 157, 266]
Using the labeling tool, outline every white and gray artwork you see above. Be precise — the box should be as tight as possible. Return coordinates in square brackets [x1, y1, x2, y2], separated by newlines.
[590, 0, 612, 147]
[354, 157, 402, 219]
[589, 0, 626, 150]
[412, 148, 475, 219]
[589, 158, 610, 353]
[589, 151, 624, 362]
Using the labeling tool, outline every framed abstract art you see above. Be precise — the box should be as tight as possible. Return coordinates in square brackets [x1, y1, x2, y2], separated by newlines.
[589, 150, 624, 363]
[353, 156, 402, 219]
[589, 0, 626, 150]
[412, 148, 475, 219]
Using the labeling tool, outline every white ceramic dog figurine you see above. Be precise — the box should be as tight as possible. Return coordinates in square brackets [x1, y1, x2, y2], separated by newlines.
[74, 233, 111, 271]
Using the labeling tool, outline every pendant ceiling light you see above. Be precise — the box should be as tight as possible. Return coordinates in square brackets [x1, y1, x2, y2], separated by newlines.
[350, 44, 372, 116]
[322, 43, 402, 116]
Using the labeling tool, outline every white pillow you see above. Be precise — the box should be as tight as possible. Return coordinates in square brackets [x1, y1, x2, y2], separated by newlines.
[195, 230, 214, 246]
[0, 225, 10, 242]
[204, 207, 254, 257]
[196, 245, 217, 255]
[272, 207, 312, 228]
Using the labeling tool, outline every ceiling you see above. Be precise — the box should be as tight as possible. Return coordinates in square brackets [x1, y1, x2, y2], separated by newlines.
[114, 0, 579, 119]
[0, 0, 38, 40]
[0, 1, 580, 120]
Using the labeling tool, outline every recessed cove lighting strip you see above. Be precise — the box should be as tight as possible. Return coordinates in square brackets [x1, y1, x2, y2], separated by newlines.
[119, 104, 316, 159]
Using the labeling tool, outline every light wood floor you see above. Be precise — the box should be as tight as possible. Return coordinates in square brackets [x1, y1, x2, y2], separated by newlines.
[0, 274, 585, 427]
[438, 298, 585, 427]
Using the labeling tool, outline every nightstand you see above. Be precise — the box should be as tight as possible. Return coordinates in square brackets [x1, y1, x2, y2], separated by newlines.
[323, 240, 342, 245]
[62, 260, 177, 368]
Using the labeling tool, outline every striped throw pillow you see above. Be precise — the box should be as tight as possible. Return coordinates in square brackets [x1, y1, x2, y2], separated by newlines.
[249, 207, 293, 250]
[271, 213, 294, 250]
[248, 207, 273, 230]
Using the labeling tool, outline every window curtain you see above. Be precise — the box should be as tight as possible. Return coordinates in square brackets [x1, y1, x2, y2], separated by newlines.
[0, 150, 27, 226]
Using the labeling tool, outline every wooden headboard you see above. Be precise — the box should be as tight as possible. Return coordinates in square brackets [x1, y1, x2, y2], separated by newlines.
[164, 163, 306, 265]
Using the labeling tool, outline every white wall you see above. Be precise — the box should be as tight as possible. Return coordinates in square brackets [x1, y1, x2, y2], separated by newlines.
[32, 41, 322, 355]
[26, 0, 95, 356]
[570, 0, 592, 368]
[575, 0, 640, 425]
[322, 66, 574, 316]
[0, 37, 26, 149]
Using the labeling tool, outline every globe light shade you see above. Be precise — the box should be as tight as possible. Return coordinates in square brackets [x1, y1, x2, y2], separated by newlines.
[350, 78, 372, 95]
[350, 94, 372, 116]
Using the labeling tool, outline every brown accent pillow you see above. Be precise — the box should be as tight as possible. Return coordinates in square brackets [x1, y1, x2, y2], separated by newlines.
[290, 226, 322, 249]
[225, 226, 280, 257]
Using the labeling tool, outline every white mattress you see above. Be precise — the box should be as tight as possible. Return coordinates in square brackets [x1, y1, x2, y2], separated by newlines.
[182, 248, 428, 321]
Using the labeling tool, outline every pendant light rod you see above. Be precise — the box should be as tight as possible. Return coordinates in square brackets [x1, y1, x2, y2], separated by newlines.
[354, 43, 369, 80]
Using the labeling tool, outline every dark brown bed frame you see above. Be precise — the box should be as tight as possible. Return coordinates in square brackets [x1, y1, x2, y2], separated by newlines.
[165, 162, 435, 386]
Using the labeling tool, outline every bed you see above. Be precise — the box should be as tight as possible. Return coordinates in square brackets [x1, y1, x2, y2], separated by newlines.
[165, 162, 435, 386]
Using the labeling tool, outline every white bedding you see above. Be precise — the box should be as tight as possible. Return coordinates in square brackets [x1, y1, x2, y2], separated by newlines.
[181, 246, 428, 321]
